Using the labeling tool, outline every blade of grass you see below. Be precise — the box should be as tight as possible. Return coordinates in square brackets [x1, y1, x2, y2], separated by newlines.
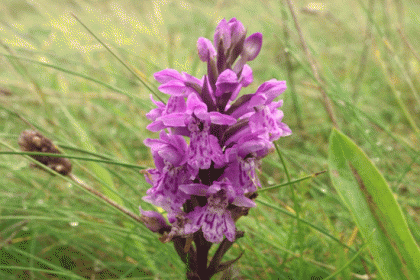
[273, 141, 303, 274]
[320, 68, 420, 167]
[280, 3, 304, 129]
[55, 73, 124, 206]
[256, 198, 373, 266]
[0, 53, 151, 110]
[323, 237, 371, 280]
[0, 139, 143, 226]
[3, 247, 86, 280]
[372, 40, 419, 134]
[0, 41, 54, 123]
[328, 128, 420, 280]
[284, 0, 337, 127]
[0, 151, 145, 170]
[70, 13, 164, 104]
[258, 171, 326, 193]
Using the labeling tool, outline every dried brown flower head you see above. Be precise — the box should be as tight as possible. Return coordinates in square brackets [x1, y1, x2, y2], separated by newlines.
[0, 87, 13, 96]
[18, 130, 72, 175]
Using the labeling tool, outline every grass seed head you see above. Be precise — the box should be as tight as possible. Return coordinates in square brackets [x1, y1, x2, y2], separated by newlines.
[18, 130, 72, 175]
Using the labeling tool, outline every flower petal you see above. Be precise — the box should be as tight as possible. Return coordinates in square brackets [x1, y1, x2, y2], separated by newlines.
[139, 206, 169, 233]
[215, 69, 238, 96]
[197, 37, 216, 61]
[243, 33, 263, 61]
[154, 69, 183, 83]
[179, 183, 208, 196]
[214, 18, 231, 51]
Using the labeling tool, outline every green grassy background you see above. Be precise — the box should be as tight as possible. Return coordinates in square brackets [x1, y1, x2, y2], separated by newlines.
[1, 0, 419, 279]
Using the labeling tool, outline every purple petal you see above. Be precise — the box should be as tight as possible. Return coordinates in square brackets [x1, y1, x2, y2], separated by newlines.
[142, 166, 191, 222]
[146, 120, 166, 132]
[182, 72, 204, 88]
[179, 183, 208, 196]
[229, 84, 242, 102]
[214, 18, 231, 51]
[164, 96, 187, 115]
[146, 95, 165, 121]
[207, 178, 236, 200]
[232, 196, 256, 207]
[207, 111, 236, 125]
[186, 93, 208, 115]
[243, 33, 263, 61]
[197, 37, 216, 61]
[158, 80, 190, 96]
[144, 131, 188, 166]
[160, 113, 188, 127]
[249, 105, 292, 141]
[215, 69, 239, 96]
[222, 212, 236, 242]
[187, 119, 225, 171]
[154, 69, 183, 83]
[239, 64, 253, 87]
[147, 96, 188, 130]
[139, 207, 169, 233]
[188, 135, 213, 170]
[255, 79, 287, 103]
[146, 107, 163, 122]
[184, 206, 205, 235]
[202, 211, 235, 243]
[232, 33, 263, 73]
[203, 214, 224, 243]
[278, 121, 292, 137]
[228, 18, 246, 46]
[222, 155, 261, 193]
[227, 79, 287, 119]
[209, 135, 226, 167]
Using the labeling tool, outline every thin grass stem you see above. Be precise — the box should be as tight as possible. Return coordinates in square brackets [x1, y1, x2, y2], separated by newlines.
[71, 13, 165, 104]
[284, 0, 338, 127]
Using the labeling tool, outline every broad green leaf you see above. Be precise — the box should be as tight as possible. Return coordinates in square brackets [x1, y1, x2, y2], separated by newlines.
[328, 128, 420, 280]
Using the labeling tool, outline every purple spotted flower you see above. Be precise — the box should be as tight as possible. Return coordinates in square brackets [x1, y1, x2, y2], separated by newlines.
[180, 177, 255, 243]
[140, 17, 291, 278]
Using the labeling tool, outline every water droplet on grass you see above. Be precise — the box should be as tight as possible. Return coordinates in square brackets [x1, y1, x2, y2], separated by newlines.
[69, 221, 79, 227]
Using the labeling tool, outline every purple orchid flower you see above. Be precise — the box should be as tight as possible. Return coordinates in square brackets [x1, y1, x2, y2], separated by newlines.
[141, 18, 291, 248]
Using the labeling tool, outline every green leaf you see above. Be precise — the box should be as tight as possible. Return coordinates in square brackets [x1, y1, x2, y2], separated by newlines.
[328, 128, 420, 280]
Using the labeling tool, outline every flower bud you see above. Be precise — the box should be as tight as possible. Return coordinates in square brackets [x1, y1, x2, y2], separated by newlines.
[139, 207, 171, 234]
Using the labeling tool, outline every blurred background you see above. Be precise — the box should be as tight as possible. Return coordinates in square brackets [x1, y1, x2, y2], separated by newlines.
[0, 0, 419, 279]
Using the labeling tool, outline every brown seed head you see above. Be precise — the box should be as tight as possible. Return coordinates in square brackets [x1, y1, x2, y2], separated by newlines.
[18, 130, 72, 175]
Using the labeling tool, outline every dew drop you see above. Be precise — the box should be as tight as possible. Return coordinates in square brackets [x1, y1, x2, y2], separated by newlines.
[69, 221, 79, 227]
